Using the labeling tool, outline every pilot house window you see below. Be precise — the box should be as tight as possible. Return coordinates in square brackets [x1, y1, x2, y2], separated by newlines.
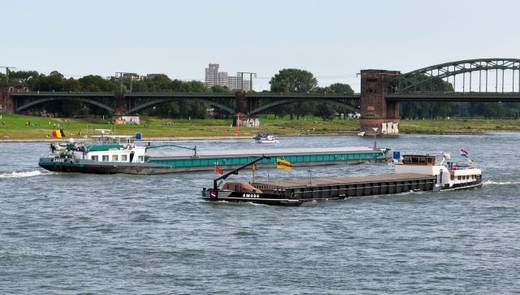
[102, 155, 109, 162]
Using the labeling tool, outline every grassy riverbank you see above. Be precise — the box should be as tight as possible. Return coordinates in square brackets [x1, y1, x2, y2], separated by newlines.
[0, 114, 519, 140]
[400, 118, 520, 134]
[0, 114, 360, 139]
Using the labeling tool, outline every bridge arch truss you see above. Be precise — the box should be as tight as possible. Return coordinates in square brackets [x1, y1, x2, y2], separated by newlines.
[396, 58, 520, 94]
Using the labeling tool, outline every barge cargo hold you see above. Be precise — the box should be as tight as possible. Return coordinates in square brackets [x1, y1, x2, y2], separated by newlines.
[40, 146, 387, 175]
[204, 173, 436, 206]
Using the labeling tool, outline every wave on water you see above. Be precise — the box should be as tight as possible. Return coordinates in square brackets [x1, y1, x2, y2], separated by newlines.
[483, 180, 520, 186]
[0, 170, 50, 179]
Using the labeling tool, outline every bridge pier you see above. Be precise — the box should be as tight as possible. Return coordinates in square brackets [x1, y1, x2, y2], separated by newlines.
[114, 94, 128, 116]
[1, 86, 28, 113]
[233, 91, 258, 126]
[360, 70, 400, 136]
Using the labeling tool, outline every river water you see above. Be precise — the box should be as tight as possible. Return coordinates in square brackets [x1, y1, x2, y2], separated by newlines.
[1, 133, 519, 294]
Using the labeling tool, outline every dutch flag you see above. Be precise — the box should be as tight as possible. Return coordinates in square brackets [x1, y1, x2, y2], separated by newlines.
[460, 148, 469, 158]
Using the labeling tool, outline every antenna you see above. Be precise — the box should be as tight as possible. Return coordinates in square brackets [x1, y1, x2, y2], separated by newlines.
[237, 71, 257, 91]
[115, 72, 137, 93]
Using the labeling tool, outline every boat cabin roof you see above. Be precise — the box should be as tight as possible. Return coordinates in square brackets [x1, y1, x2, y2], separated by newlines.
[85, 144, 125, 152]
[402, 155, 436, 166]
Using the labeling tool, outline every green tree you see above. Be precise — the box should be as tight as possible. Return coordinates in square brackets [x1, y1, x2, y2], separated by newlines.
[7, 70, 38, 83]
[315, 104, 335, 120]
[268, 69, 318, 119]
[324, 83, 354, 95]
[270, 69, 317, 93]
[79, 75, 118, 91]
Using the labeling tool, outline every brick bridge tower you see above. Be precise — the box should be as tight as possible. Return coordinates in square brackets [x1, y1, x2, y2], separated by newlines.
[359, 69, 401, 136]
[232, 91, 258, 126]
[0, 86, 29, 113]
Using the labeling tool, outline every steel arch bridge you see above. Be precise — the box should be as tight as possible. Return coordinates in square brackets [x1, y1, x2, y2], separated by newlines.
[126, 94, 360, 116]
[395, 58, 520, 94]
[7, 91, 361, 116]
[5, 58, 520, 126]
[249, 97, 359, 116]
[127, 98, 235, 114]
[15, 96, 115, 113]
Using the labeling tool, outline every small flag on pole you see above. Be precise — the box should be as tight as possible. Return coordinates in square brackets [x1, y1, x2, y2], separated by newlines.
[51, 129, 65, 138]
[460, 148, 469, 158]
[215, 164, 224, 175]
[276, 159, 292, 171]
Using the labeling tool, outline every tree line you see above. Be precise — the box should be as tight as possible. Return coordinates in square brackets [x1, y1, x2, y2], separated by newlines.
[1, 69, 519, 119]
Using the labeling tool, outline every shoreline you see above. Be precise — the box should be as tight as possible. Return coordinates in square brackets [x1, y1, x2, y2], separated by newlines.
[1, 130, 516, 143]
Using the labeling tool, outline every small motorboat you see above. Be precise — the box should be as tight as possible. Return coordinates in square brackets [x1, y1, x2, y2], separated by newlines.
[253, 132, 279, 144]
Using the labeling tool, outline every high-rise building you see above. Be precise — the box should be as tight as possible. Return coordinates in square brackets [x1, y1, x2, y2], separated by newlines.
[205, 63, 220, 87]
[217, 72, 229, 86]
[204, 63, 252, 91]
[228, 75, 251, 91]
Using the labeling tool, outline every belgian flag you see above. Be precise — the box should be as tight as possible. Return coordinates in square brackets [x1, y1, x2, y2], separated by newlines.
[51, 129, 65, 139]
[276, 159, 292, 171]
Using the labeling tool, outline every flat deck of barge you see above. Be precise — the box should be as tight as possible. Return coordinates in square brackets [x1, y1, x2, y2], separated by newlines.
[147, 146, 386, 172]
[204, 173, 437, 206]
[255, 173, 435, 189]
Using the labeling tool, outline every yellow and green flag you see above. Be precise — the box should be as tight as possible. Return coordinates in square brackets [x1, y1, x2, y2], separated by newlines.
[276, 159, 292, 171]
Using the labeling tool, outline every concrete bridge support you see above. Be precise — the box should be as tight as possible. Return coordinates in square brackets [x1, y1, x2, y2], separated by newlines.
[1, 86, 27, 113]
[233, 91, 259, 126]
[114, 95, 129, 116]
[360, 70, 401, 136]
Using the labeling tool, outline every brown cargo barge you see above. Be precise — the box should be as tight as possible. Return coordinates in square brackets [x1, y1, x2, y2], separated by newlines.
[203, 173, 436, 206]
[202, 154, 482, 206]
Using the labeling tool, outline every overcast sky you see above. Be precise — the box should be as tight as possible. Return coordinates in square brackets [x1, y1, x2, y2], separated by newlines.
[2, 0, 519, 91]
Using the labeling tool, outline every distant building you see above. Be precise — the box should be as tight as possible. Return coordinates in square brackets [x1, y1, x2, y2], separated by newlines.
[205, 64, 220, 87]
[228, 76, 251, 91]
[204, 63, 251, 91]
[217, 71, 229, 87]
[145, 73, 166, 80]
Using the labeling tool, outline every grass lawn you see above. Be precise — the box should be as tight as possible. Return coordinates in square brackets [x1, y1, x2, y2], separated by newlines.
[0, 114, 359, 139]
[399, 119, 520, 133]
[0, 114, 518, 140]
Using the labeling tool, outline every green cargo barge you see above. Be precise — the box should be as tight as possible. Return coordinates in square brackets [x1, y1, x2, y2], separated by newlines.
[39, 145, 388, 175]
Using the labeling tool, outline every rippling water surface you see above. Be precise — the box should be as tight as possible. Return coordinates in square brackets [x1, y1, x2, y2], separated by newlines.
[1, 133, 520, 294]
